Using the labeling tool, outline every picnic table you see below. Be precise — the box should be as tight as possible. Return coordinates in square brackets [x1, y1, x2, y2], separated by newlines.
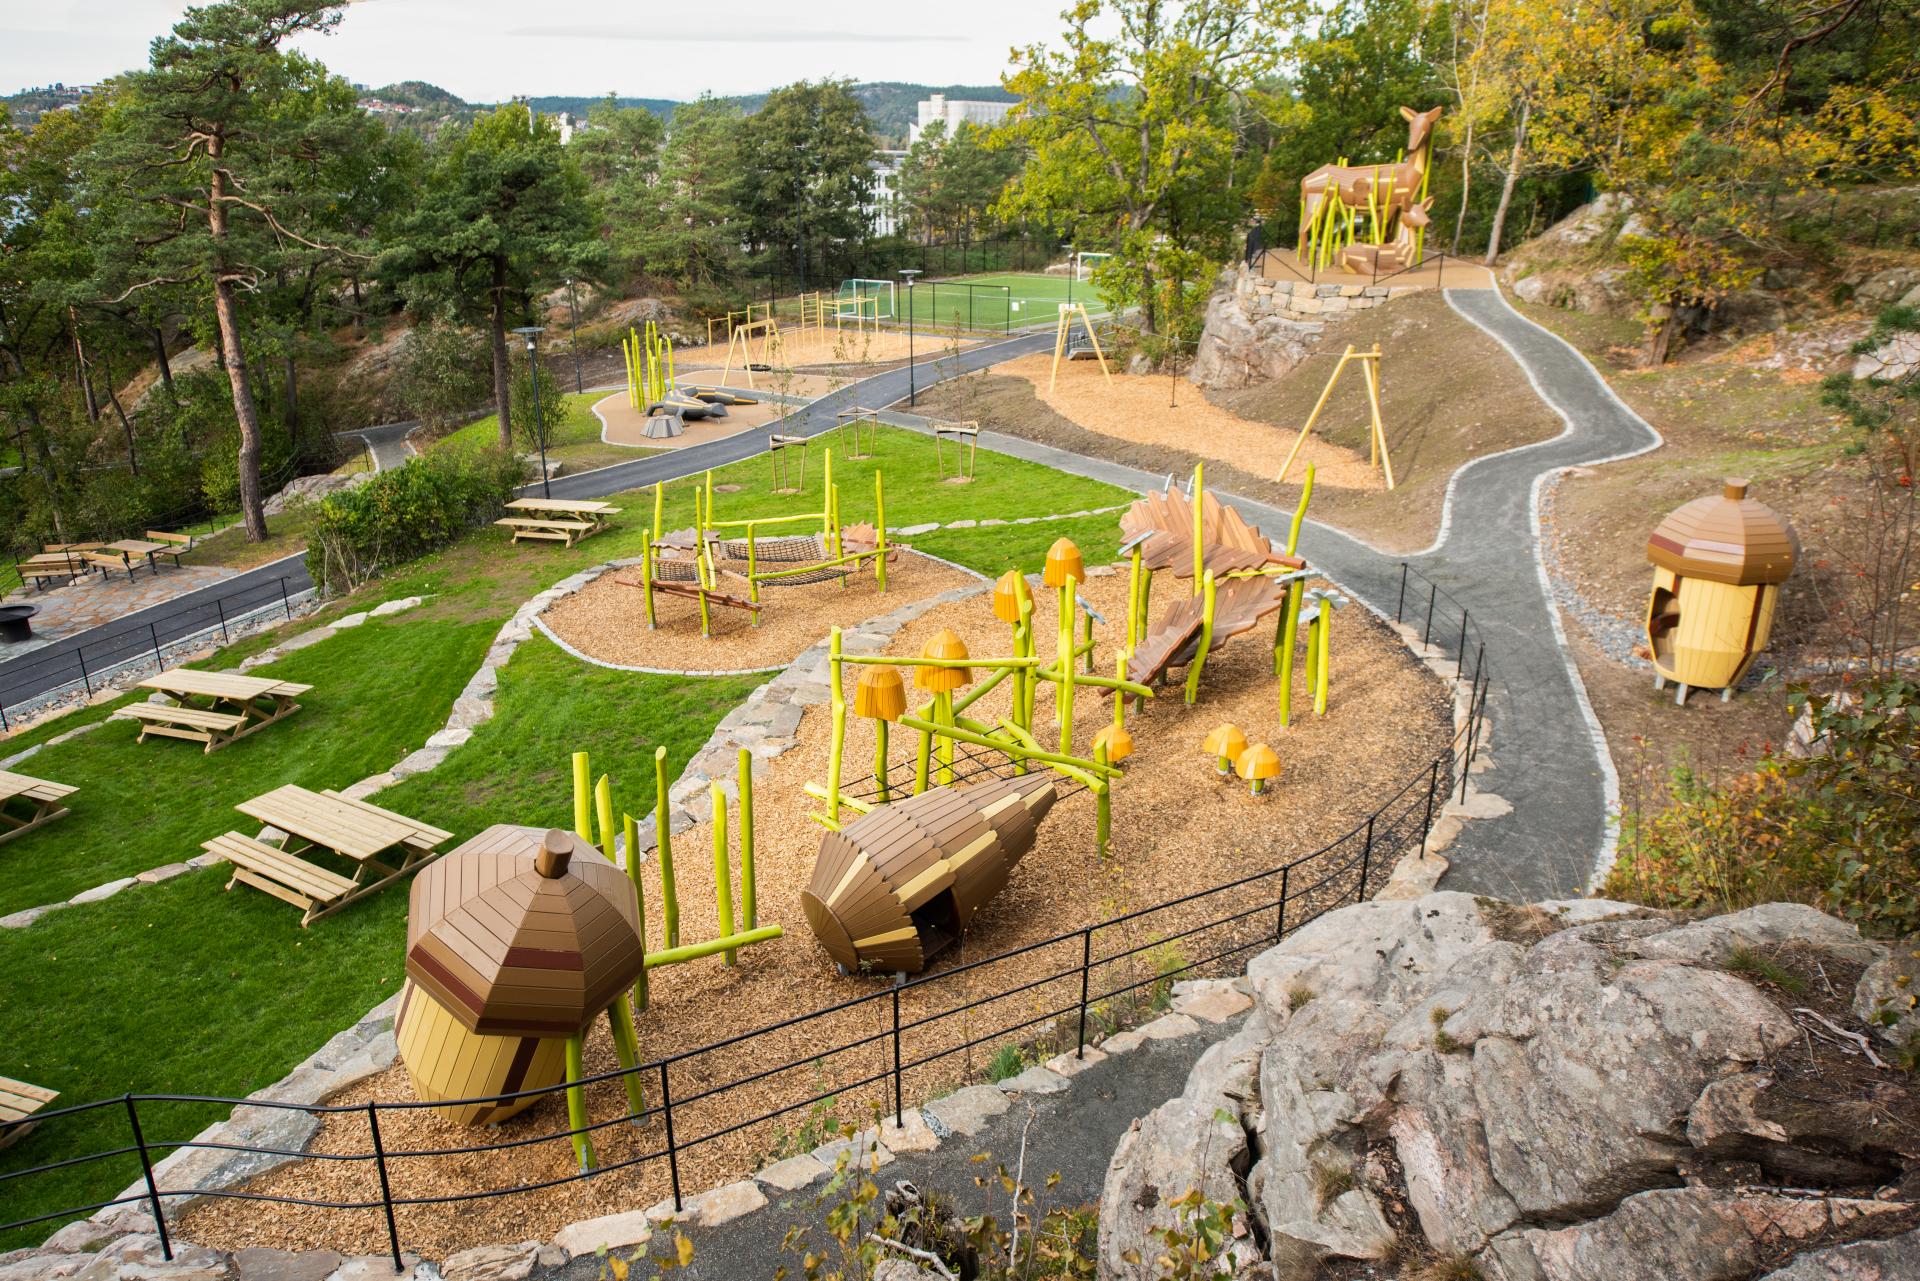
[114, 669, 313, 753]
[0, 769, 76, 846]
[84, 539, 173, 580]
[207, 784, 452, 926]
[496, 498, 622, 547]
[0, 1077, 59, 1151]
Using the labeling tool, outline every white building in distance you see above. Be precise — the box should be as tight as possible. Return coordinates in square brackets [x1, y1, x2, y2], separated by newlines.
[908, 94, 1013, 146]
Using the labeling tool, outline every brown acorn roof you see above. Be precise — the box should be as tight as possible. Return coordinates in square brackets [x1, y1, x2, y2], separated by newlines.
[404, 825, 645, 1037]
[1646, 480, 1796, 586]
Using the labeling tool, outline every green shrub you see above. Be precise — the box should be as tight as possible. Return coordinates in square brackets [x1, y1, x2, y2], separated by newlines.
[305, 447, 522, 593]
[1609, 677, 1920, 936]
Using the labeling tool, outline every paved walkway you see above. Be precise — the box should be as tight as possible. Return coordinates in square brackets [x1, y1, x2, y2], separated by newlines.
[335, 421, 418, 472]
[534, 1020, 1227, 1281]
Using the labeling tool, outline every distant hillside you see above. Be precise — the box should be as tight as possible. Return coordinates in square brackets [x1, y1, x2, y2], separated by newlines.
[524, 95, 681, 119]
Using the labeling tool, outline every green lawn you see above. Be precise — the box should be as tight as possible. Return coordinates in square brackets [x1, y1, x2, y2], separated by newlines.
[895, 271, 1110, 331]
[429, 392, 655, 474]
[0, 424, 1134, 1245]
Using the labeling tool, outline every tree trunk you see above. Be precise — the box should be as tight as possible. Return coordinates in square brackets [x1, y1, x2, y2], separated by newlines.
[70, 313, 100, 423]
[1451, 114, 1475, 257]
[208, 142, 269, 542]
[104, 369, 138, 476]
[490, 260, 513, 450]
[1484, 100, 1528, 267]
[152, 326, 174, 397]
[284, 353, 299, 450]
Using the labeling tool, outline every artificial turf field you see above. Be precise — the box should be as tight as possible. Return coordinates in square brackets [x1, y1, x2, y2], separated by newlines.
[842, 270, 1110, 332]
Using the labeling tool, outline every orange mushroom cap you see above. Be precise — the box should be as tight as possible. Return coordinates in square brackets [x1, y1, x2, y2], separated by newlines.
[1093, 723, 1135, 763]
[992, 569, 1028, 623]
[855, 665, 907, 721]
[1236, 743, 1281, 781]
[1043, 538, 1085, 588]
[916, 628, 973, 691]
[1202, 723, 1248, 760]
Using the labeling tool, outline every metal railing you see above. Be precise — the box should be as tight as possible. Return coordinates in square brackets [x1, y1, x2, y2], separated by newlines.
[0, 568, 1491, 1263]
[0, 573, 308, 731]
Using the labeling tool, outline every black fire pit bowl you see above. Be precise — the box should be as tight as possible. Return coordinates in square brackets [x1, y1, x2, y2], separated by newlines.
[0, 604, 38, 644]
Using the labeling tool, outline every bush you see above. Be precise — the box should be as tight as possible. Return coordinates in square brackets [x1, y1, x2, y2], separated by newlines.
[1608, 677, 1920, 936]
[305, 447, 523, 593]
[390, 319, 491, 433]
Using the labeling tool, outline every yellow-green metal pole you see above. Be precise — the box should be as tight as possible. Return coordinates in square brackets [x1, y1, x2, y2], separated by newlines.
[572, 752, 592, 842]
[1287, 463, 1316, 556]
[606, 997, 646, 1119]
[1094, 740, 1111, 859]
[1056, 580, 1076, 754]
[1277, 580, 1304, 727]
[934, 690, 955, 785]
[737, 748, 756, 929]
[712, 780, 736, 965]
[827, 628, 846, 823]
[652, 482, 665, 547]
[644, 925, 783, 969]
[623, 812, 650, 1010]
[594, 774, 615, 861]
[564, 1038, 596, 1171]
[915, 726, 932, 793]
[1113, 652, 1129, 731]
[641, 526, 657, 628]
[653, 746, 679, 948]
[1185, 569, 1217, 705]
[874, 718, 891, 803]
[1314, 603, 1333, 716]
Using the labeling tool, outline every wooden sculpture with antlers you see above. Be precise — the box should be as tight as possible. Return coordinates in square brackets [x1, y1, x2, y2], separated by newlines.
[1297, 106, 1442, 270]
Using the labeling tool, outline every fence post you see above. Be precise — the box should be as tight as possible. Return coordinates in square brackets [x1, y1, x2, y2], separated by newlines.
[76, 647, 92, 696]
[149, 622, 164, 670]
[1421, 583, 1437, 647]
[1421, 759, 1440, 858]
[1454, 610, 1469, 676]
[659, 1063, 682, 1211]
[891, 985, 904, 1125]
[365, 1103, 403, 1273]
[1394, 563, 1408, 624]
[1274, 865, 1291, 941]
[214, 596, 229, 644]
[124, 1096, 173, 1261]
[280, 577, 292, 619]
[1358, 816, 1375, 902]
[1074, 928, 1093, 1058]
[1461, 669, 1487, 804]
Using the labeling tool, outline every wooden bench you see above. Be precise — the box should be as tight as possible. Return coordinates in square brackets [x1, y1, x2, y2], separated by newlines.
[112, 703, 251, 752]
[0, 770, 77, 846]
[15, 555, 88, 588]
[144, 530, 194, 567]
[204, 831, 359, 926]
[496, 517, 596, 546]
[0, 1077, 59, 1151]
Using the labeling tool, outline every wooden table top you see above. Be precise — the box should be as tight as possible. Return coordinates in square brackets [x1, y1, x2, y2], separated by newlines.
[140, 669, 314, 701]
[0, 770, 70, 804]
[102, 539, 169, 555]
[506, 498, 619, 515]
[237, 785, 420, 862]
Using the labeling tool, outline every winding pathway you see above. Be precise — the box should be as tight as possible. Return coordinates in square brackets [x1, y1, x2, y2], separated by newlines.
[3, 303, 1658, 900]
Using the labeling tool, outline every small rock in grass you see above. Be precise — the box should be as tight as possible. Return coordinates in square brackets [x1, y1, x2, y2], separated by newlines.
[68, 878, 135, 906]
[329, 612, 370, 630]
[136, 864, 192, 885]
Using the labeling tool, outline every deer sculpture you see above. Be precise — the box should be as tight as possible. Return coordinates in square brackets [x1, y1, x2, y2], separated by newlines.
[1340, 198, 1432, 277]
[1297, 106, 1442, 269]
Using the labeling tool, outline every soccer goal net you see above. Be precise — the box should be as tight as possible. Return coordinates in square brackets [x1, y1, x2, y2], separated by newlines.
[1073, 251, 1114, 282]
[836, 279, 896, 320]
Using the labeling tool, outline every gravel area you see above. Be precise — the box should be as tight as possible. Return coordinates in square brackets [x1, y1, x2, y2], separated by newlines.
[179, 559, 1452, 1258]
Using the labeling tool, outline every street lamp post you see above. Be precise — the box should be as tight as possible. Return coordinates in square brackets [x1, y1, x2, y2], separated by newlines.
[899, 268, 922, 408]
[512, 325, 551, 498]
[566, 279, 582, 394]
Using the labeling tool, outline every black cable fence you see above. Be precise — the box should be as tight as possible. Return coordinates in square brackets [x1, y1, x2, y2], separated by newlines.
[0, 573, 309, 731]
[0, 565, 1489, 1264]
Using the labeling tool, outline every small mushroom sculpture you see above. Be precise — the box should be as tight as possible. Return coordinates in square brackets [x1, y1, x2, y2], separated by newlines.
[1237, 743, 1281, 796]
[918, 629, 972, 784]
[1203, 723, 1249, 776]
[1093, 722, 1135, 764]
[856, 664, 906, 802]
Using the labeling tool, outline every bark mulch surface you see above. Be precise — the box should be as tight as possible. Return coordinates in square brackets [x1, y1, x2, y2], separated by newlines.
[181, 569, 1452, 1258]
[920, 291, 1560, 553]
[538, 549, 982, 672]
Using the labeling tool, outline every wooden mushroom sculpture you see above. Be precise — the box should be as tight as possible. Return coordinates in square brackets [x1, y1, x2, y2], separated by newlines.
[1093, 722, 1135, 764]
[856, 664, 906, 802]
[918, 629, 972, 785]
[1204, 723, 1248, 776]
[395, 826, 647, 1170]
[1237, 743, 1281, 796]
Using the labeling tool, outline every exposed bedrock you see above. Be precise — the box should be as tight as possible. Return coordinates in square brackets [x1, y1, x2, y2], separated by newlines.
[1097, 893, 1920, 1281]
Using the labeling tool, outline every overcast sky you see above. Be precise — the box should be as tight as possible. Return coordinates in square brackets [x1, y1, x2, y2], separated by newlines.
[2, 0, 1066, 100]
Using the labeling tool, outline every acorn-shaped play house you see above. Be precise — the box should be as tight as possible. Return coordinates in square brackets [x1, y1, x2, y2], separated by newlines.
[395, 826, 646, 1126]
[1644, 479, 1796, 703]
[803, 774, 1058, 975]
